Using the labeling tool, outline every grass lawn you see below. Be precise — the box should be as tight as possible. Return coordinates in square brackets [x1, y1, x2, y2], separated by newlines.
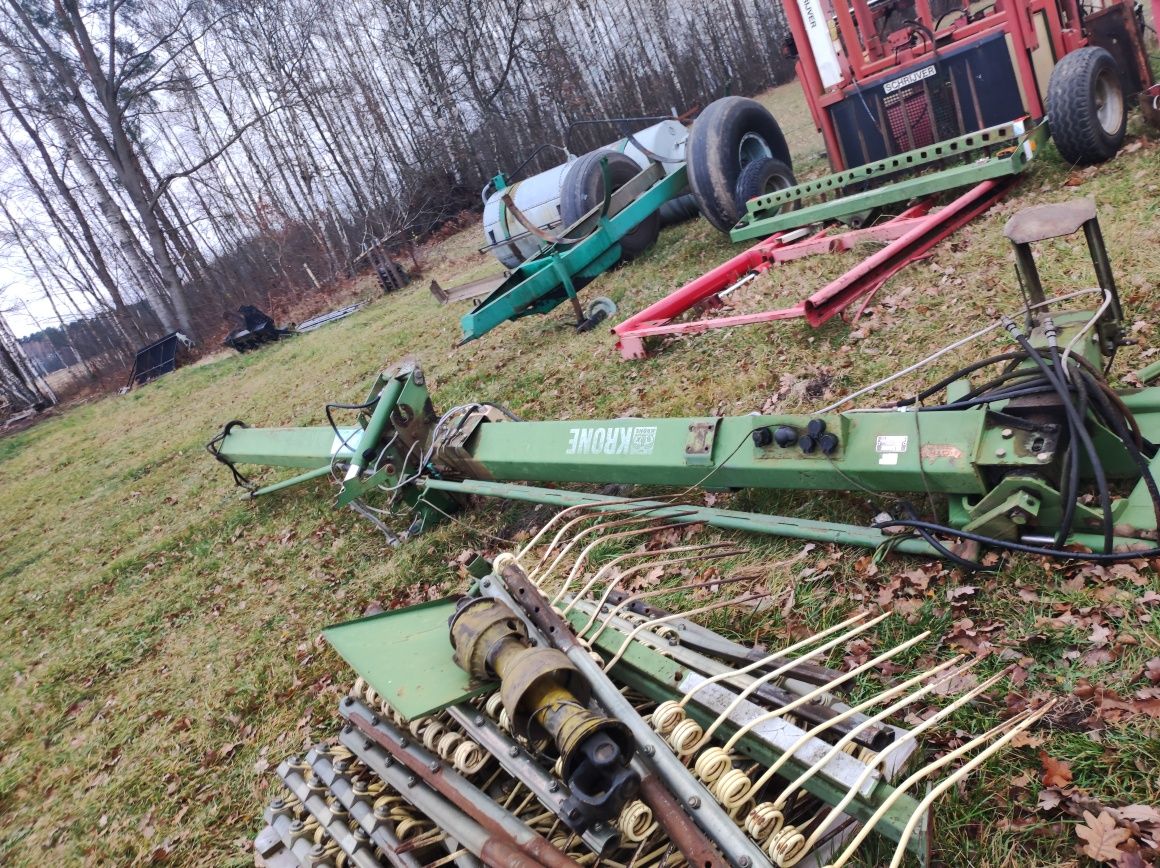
[1, 78, 1159, 866]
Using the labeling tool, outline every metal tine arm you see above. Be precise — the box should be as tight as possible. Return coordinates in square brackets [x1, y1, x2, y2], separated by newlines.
[823, 704, 1052, 868]
[710, 630, 930, 757]
[690, 614, 889, 751]
[883, 704, 1055, 868]
[675, 613, 868, 712]
[770, 667, 1015, 862]
[578, 569, 764, 644]
[529, 513, 696, 587]
[517, 498, 686, 564]
[559, 543, 740, 618]
[545, 523, 722, 604]
[745, 656, 967, 796]
[600, 592, 771, 672]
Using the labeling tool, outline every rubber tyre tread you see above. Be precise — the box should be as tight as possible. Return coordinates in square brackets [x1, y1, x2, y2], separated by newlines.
[1047, 47, 1126, 165]
[559, 149, 660, 261]
[687, 97, 792, 234]
[734, 157, 797, 215]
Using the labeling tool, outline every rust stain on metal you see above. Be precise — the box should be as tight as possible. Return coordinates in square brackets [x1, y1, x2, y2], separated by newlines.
[920, 444, 964, 461]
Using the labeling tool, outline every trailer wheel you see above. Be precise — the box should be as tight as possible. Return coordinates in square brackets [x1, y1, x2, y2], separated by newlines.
[734, 157, 797, 216]
[559, 150, 660, 261]
[1047, 47, 1127, 165]
[688, 97, 792, 234]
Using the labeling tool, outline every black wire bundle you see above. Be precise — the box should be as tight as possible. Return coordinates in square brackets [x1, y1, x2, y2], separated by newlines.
[878, 318, 1160, 565]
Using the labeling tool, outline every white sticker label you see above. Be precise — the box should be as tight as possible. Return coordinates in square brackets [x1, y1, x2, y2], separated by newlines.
[566, 425, 657, 456]
[875, 435, 909, 454]
[883, 64, 937, 94]
[879, 453, 900, 466]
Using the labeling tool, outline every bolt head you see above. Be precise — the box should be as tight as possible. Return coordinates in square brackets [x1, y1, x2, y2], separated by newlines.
[343, 696, 354, 706]
[642, 744, 655, 756]
[508, 745, 520, 757]
[1001, 428, 1014, 439]
[474, 715, 484, 726]
[739, 858, 752, 868]
[548, 781, 560, 793]
[406, 775, 417, 787]
[482, 580, 491, 588]
[995, 448, 1007, 459]
[428, 761, 440, 772]
[687, 796, 701, 809]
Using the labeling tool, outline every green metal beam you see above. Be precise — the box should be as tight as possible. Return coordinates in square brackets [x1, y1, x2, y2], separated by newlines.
[419, 477, 939, 556]
[730, 123, 1048, 242]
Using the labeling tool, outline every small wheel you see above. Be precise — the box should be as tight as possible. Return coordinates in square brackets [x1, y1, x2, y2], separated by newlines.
[575, 297, 617, 333]
[687, 97, 792, 234]
[1047, 47, 1126, 165]
[734, 157, 798, 216]
[559, 150, 660, 260]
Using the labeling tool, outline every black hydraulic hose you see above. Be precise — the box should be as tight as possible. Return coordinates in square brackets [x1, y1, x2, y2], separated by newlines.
[896, 501, 998, 572]
[1076, 367, 1160, 535]
[891, 351, 1028, 407]
[326, 396, 381, 455]
[1048, 340, 1080, 547]
[916, 383, 1057, 411]
[872, 517, 1160, 562]
[1003, 319, 1113, 553]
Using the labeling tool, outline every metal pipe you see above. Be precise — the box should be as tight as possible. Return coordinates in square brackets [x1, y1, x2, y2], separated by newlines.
[337, 726, 545, 868]
[308, 750, 427, 868]
[344, 376, 405, 484]
[251, 464, 333, 498]
[277, 758, 384, 868]
[490, 564, 772, 868]
[420, 478, 939, 557]
[340, 698, 581, 868]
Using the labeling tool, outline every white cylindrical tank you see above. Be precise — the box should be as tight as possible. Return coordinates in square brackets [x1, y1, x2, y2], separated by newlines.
[481, 120, 688, 269]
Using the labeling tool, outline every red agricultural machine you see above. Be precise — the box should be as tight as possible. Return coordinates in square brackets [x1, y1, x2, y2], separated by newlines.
[611, 0, 1159, 358]
[784, 0, 1157, 170]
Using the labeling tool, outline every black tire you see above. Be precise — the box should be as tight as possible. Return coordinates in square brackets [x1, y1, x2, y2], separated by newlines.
[687, 97, 793, 234]
[1047, 47, 1127, 165]
[733, 157, 797, 215]
[559, 149, 660, 260]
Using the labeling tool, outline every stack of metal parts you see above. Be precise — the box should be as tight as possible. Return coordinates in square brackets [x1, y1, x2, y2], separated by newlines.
[255, 506, 1051, 868]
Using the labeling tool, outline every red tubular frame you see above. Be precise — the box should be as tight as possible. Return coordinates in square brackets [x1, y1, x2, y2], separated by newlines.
[612, 179, 1014, 359]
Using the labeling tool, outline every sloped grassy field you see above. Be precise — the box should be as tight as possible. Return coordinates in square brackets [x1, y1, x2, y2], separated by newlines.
[1, 81, 1159, 866]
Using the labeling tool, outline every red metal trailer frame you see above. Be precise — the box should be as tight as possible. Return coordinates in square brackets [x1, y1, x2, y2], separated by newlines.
[612, 178, 1014, 359]
[785, 0, 1157, 170]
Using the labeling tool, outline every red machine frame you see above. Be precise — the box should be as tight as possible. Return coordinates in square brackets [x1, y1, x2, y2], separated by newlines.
[785, 0, 1157, 170]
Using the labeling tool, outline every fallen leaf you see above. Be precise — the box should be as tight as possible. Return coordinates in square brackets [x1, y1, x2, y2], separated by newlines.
[1010, 730, 1047, 749]
[1145, 658, 1160, 684]
[1039, 751, 1074, 788]
[1075, 810, 1130, 862]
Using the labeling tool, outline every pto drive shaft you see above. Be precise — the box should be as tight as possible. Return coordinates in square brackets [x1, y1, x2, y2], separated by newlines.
[449, 596, 640, 832]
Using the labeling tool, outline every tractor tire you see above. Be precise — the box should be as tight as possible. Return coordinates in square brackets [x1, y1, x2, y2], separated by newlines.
[1047, 47, 1127, 165]
[559, 150, 660, 261]
[687, 97, 792, 234]
[733, 157, 798, 215]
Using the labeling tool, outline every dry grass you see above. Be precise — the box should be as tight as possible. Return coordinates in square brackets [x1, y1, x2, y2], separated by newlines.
[1, 78, 1159, 867]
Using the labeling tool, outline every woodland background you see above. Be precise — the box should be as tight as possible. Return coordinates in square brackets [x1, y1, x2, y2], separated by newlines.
[0, 0, 794, 404]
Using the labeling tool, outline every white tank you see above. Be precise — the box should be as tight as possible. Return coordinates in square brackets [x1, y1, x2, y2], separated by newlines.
[482, 120, 688, 269]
